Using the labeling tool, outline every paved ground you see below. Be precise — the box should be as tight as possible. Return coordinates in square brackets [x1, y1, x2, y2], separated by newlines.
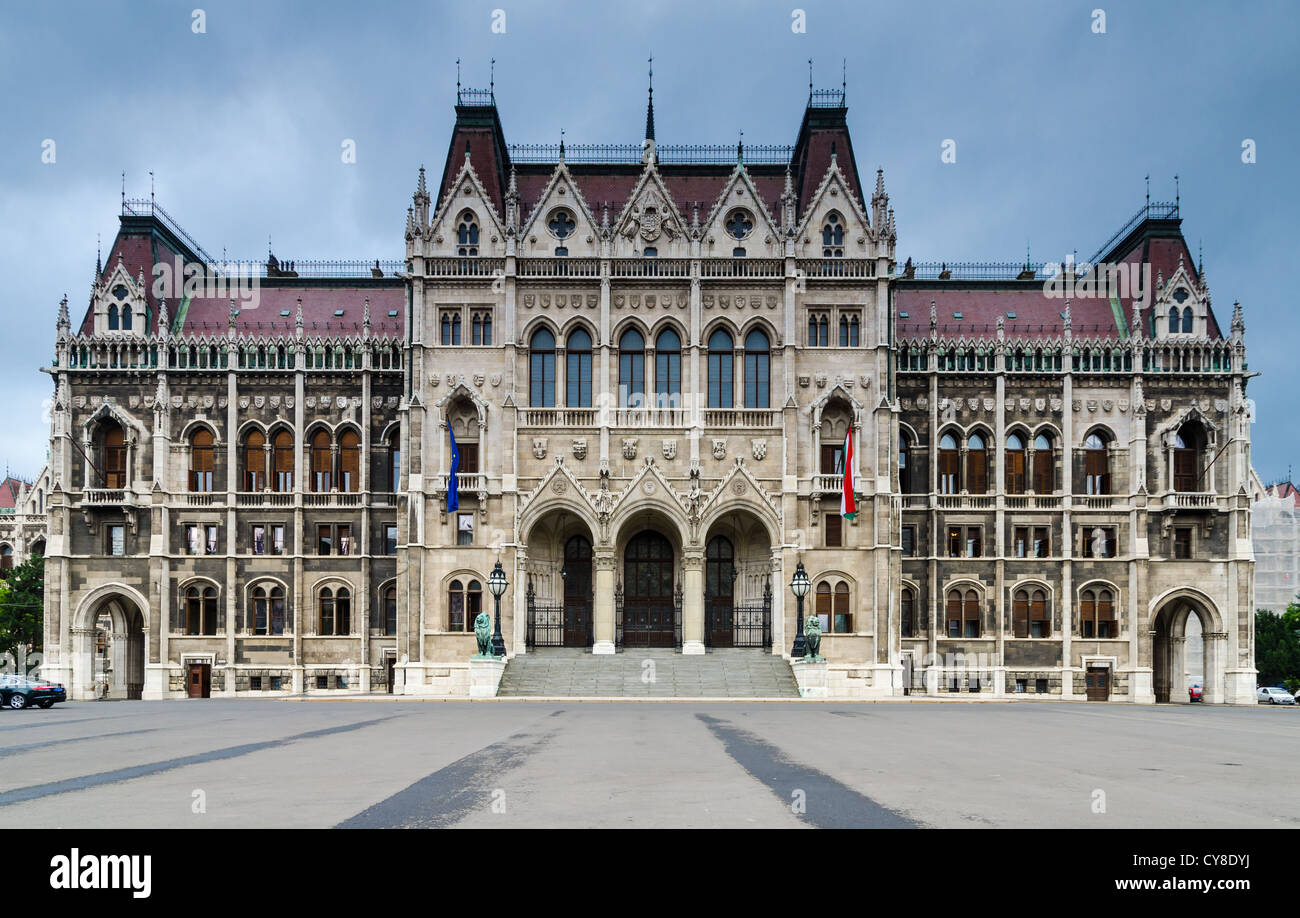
[498, 648, 802, 697]
[0, 699, 1295, 828]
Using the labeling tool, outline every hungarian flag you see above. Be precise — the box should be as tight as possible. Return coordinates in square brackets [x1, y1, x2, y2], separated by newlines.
[841, 431, 856, 520]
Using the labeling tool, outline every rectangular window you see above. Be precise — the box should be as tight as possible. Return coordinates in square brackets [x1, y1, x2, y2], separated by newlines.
[825, 513, 843, 547]
[1033, 527, 1049, 558]
[821, 444, 844, 475]
[901, 526, 916, 557]
[1174, 527, 1192, 560]
[1014, 526, 1028, 558]
[250, 676, 262, 691]
[947, 526, 962, 557]
[1035, 678, 1048, 694]
[458, 443, 479, 474]
[1015, 679, 1027, 694]
[1084, 526, 1118, 558]
[1006, 450, 1026, 495]
[965, 528, 981, 558]
[108, 524, 125, 556]
[337, 524, 352, 557]
[186, 525, 202, 555]
[743, 350, 769, 409]
[252, 525, 266, 555]
[271, 676, 282, 691]
[205, 525, 219, 555]
[384, 524, 398, 555]
[316, 675, 329, 690]
[457, 513, 474, 546]
[318, 525, 332, 555]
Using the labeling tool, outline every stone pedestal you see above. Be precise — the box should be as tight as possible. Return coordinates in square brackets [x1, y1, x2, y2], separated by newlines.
[681, 640, 706, 656]
[1223, 669, 1258, 705]
[791, 659, 827, 698]
[592, 640, 616, 655]
[469, 657, 506, 698]
[1130, 667, 1156, 704]
[143, 663, 171, 700]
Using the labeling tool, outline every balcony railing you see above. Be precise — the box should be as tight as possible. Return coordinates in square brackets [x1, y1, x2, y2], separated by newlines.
[518, 407, 599, 427]
[812, 473, 844, 494]
[610, 258, 691, 278]
[613, 407, 690, 428]
[796, 258, 876, 279]
[236, 492, 295, 507]
[442, 473, 487, 494]
[304, 492, 364, 507]
[179, 493, 221, 507]
[700, 259, 783, 278]
[1169, 491, 1216, 510]
[518, 257, 600, 278]
[701, 409, 778, 428]
[425, 257, 505, 278]
[82, 488, 129, 505]
[937, 495, 996, 510]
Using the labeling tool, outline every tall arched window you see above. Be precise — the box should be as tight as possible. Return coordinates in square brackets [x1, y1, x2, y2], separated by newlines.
[1032, 432, 1054, 493]
[107, 304, 119, 330]
[189, 428, 214, 492]
[1181, 306, 1194, 334]
[250, 583, 287, 635]
[618, 329, 645, 408]
[339, 430, 360, 492]
[946, 588, 981, 638]
[311, 430, 332, 492]
[707, 328, 733, 408]
[440, 313, 451, 345]
[938, 432, 959, 494]
[457, 212, 479, 257]
[318, 586, 351, 635]
[743, 329, 770, 409]
[654, 328, 681, 407]
[471, 310, 493, 345]
[901, 587, 915, 637]
[1005, 432, 1026, 494]
[273, 430, 294, 492]
[448, 578, 483, 632]
[1080, 588, 1116, 638]
[1174, 422, 1204, 492]
[244, 429, 266, 491]
[899, 433, 913, 493]
[822, 212, 844, 257]
[388, 430, 401, 492]
[966, 433, 988, 494]
[382, 585, 397, 635]
[1168, 306, 1179, 335]
[100, 422, 127, 489]
[529, 328, 556, 407]
[184, 585, 219, 635]
[121, 306, 132, 330]
[1083, 431, 1109, 495]
[1013, 588, 1050, 638]
[566, 328, 593, 408]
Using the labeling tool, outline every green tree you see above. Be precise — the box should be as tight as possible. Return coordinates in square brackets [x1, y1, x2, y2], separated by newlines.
[1255, 607, 1300, 688]
[0, 554, 43, 672]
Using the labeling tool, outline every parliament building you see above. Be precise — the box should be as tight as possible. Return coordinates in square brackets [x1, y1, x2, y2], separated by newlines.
[36, 83, 1259, 703]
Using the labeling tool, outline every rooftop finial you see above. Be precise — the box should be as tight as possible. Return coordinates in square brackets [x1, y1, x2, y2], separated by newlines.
[95, 233, 102, 279]
[1145, 173, 1150, 206]
[645, 53, 655, 142]
[737, 130, 744, 164]
[808, 58, 813, 101]
[841, 57, 846, 98]
[559, 128, 565, 161]
[456, 57, 461, 98]
[490, 57, 495, 96]
[1174, 172, 1180, 209]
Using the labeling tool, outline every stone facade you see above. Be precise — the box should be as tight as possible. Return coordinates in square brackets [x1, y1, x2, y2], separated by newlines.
[37, 87, 1258, 703]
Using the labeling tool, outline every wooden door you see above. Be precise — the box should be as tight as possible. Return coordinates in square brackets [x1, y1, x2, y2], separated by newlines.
[563, 536, 594, 647]
[187, 663, 211, 699]
[706, 536, 735, 648]
[1085, 666, 1109, 702]
[622, 531, 675, 647]
[386, 657, 395, 694]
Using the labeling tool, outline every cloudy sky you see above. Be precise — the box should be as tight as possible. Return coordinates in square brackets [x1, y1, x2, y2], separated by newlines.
[1, 0, 1296, 480]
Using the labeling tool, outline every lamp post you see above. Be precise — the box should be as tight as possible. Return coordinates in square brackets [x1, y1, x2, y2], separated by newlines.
[488, 560, 508, 657]
[789, 560, 810, 659]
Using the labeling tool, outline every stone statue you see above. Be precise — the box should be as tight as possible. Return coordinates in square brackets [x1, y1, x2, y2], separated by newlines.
[803, 614, 823, 661]
[474, 611, 494, 657]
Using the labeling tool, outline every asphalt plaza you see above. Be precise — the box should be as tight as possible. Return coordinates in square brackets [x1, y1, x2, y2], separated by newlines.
[0, 699, 1294, 829]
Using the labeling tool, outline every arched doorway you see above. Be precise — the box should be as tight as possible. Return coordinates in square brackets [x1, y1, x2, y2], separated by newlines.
[562, 535, 593, 647]
[1152, 595, 1216, 703]
[702, 508, 775, 649]
[80, 593, 146, 700]
[705, 536, 736, 647]
[621, 530, 677, 647]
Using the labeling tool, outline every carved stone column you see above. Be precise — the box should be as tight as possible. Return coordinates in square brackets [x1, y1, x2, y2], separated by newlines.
[681, 551, 705, 655]
[593, 552, 617, 654]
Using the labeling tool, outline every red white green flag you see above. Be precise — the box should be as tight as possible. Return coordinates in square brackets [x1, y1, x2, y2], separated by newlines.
[841, 431, 857, 520]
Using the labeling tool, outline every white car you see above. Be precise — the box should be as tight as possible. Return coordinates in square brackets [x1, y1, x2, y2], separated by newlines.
[1256, 686, 1296, 705]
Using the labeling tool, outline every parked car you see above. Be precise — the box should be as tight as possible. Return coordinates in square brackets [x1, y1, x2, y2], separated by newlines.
[1256, 686, 1296, 705]
[0, 675, 67, 710]
[1187, 683, 1203, 702]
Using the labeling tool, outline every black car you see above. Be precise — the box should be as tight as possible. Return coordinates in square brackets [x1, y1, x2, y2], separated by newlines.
[0, 675, 68, 709]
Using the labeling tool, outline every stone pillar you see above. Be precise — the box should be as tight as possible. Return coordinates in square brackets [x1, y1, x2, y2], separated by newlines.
[681, 551, 705, 655]
[593, 553, 617, 654]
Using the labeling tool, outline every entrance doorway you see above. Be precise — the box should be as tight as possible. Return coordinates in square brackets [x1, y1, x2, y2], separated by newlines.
[1152, 597, 1214, 703]
[705, 536, 735, 648]
[187, 662, 211, 699]
[386, 656, 396, 694]
[621, 530, 677, 647]
[85, 596, 146, 700]
[1085, 666, 1110, 701]
[562, 535, 593, 647]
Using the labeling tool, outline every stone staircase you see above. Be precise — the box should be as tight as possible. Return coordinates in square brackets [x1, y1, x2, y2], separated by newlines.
[497, 647, 801, 698]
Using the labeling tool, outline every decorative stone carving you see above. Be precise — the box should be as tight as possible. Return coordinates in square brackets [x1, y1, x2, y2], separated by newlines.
[662, 439, 677, 460]
[983, 398, 995, 411]
[751, 438, 767, 461]
[1049, 397, 1063, 412]
[473, 374, 485, 388]
[732, 479, 748, 495]
[551, 477, 567, 494]
[712, 439, 727, 460]
[238, 396, 250, 409]
[1160, 398, 1172, 411]
[622, 438, 638, 460]
[532, 438, 547, 460]
[1034, 398, 1046, 412]
[861, 374, 871, 388]
[916, 396, 928, 410]
[1102, 399, 1114, 412]
[1118, 398, 1129, 412]
[815, 374, 827, 388]
[571, 438, 587, 460]
[798, 375, 811, 388]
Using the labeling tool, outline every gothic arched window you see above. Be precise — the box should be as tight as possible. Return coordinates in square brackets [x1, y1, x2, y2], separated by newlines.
[707, 328, 734, 408]
[457, 211, 479, 257]
[822, 212, 844, 257]
[654, 328, 681, 407]
[566, 327, 593, 408]
[743, 328, 770, 409]
[619, 328, 645, 408]
[529, 328, 556, 407]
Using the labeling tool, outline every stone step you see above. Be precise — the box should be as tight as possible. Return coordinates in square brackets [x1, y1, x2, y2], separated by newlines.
[497, 648, 801, 698]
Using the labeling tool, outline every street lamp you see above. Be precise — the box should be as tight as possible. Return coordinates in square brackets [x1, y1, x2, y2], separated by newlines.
[789, 560, 810, 659]
[488, 560, 508, 658]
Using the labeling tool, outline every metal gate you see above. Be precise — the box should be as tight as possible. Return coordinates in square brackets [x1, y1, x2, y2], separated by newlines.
[705, 581, 772, 649]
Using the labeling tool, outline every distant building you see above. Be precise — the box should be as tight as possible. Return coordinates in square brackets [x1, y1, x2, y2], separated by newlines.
[1252, 481, 1300, 613]
[0, 469, 49, 572]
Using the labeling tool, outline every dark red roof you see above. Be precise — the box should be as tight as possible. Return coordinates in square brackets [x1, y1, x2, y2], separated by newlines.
[0, 477, 26, 510]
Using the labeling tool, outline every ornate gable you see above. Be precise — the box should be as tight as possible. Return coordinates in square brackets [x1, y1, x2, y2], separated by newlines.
[793, 156, 873, 259]
[699, 164, 783, 259]
[519, 160, 601, 258]
[425, 155, 505, 258]
[609, 163, 690, 258]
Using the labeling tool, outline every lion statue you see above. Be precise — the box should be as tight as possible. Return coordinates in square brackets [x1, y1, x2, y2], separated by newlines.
[474, 610, 494, 657]
[803, 614, 823, 661]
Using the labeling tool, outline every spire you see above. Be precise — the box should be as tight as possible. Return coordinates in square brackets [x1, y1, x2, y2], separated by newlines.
[57, 294, 70, 335]
[874, 167, 884, 198]
[295, 297, 303, 337]
[505, 163, 519, 233]
[157, 298, 169, 337]
[558, 128, 565, 161]
[363, 297, 372, 331]
[1231, 301, 1244, 339]
[644, 54, 655, 142]
[929, 299, 937, 336]
[737, 130, 744, 164]
[417, 164, 428, 198]
[95, 234, 102, 281]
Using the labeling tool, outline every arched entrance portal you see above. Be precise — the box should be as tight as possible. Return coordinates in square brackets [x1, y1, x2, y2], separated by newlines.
[702, 509, 775, 649]
[1152, 594, 1218, 703]
[620, 530, 678, 648]
[78, 593, 146, 700]
[522, 508, 598, 649]
[562, 535, 594, 647]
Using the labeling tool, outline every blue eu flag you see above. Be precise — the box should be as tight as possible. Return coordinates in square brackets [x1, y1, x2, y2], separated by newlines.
[448, 428, 460, 511]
